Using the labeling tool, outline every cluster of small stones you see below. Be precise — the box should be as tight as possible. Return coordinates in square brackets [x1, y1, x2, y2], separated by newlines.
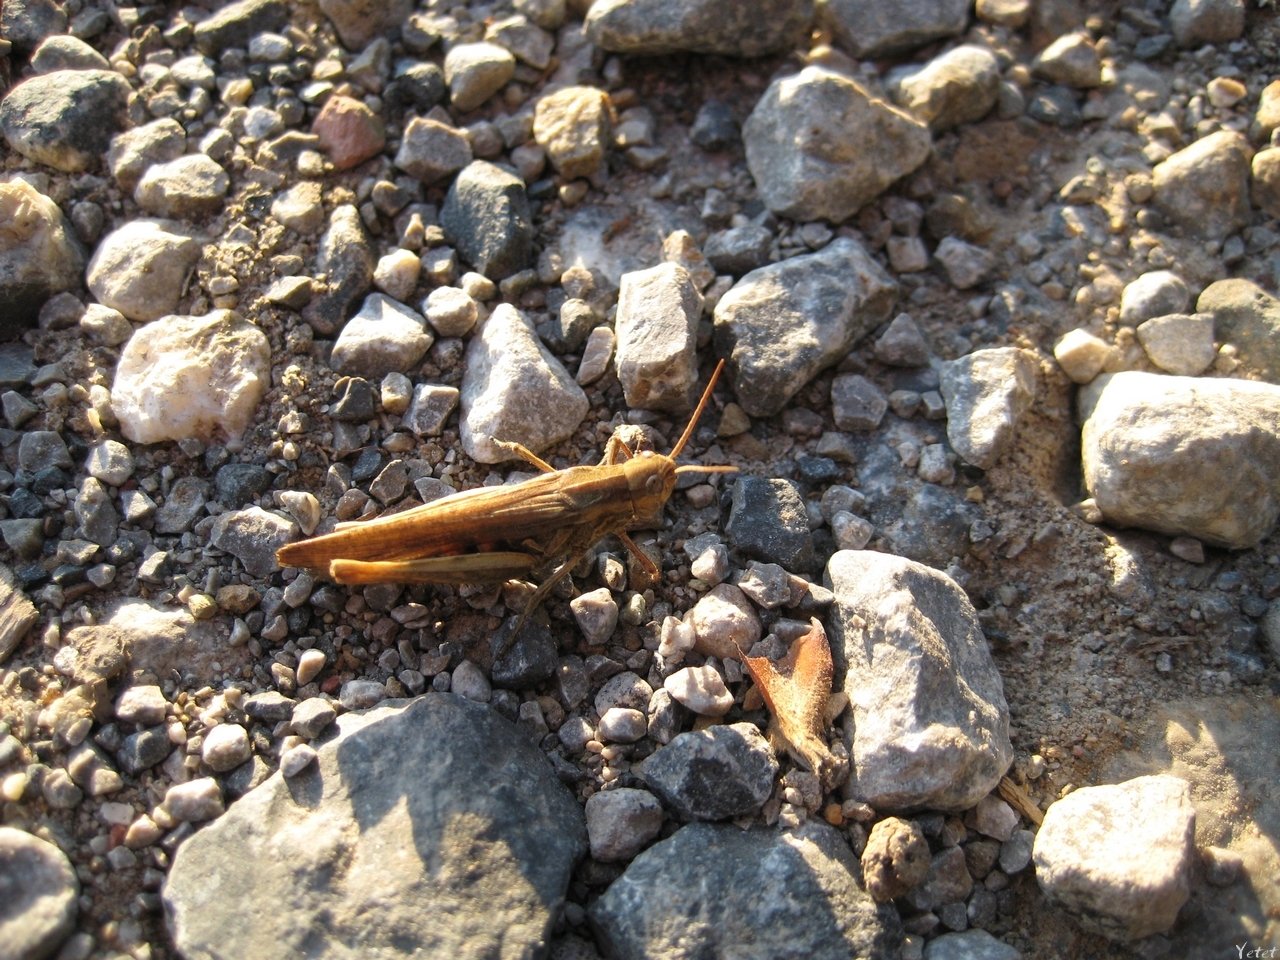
[0, 0, 1279, 957]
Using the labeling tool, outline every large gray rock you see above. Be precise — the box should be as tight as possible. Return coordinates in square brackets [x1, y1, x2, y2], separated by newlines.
[1196, 278, 1280, 382]
[614, 262, 700, 412]
[585, 0, 812, 57]
[460, 303, 588, 463]
[303, 204, 375, 337]
[821, 0, 969, 57]
[164, 695, 586, 960]
[825, 551, 1013, 812]
[744, 67, 931, 223]
[0, 178, 84, 338]
[0, 69, 131, 171]
[330, 293, 434, 379]
[0, 827, 78, 960]
[938, 347, 1039, 470]
[1079, 371, 1280, 549]
[713, 237, 896, 417]
[1034, 775, 1195, 941]
[590, 821, 903, 960]
[318, 0, 412, 51]
[1151, 130, 1252, 240]
[193, 0, 288, 55]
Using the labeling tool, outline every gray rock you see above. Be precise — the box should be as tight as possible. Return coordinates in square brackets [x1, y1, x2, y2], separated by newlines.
[111, 310, 271, 445]
[0, 827, 78, 960]
[1170, 0, 1244, 47]
[155, 477, 209, 534]
[443, 42, 515, 113]
[201, 723, 252, 772]
[17, 430, 71, 471]
[999, 829, 1034, 874]
[939, 347, 1038, 470]
[0, 69, 131, 172]
[75, 477, 119, 546]
[117, 727, 173, 774]
[1118, 270, 1190, 325]
[744, 67, 931, 222]
[614, 263, 700, 412]
[725, 477, 815, 572]
[85, 219, 202, 322]
[924, 929, 1022, 960]
[934, 236, 994, 290]
[590, 821, 903, 959]
[303, 204, 375, 337]
[832, 373, 889, 431]
[330, 294, 434, 379]
[193, 0, 289, 55]
[638, 722, 777, 820]
[1032, 32, 1101, 88]
[597, 706, 648, 743]
[594, 671, 652, 714]
[1033, 775, 1195, 941]
[210, 507, 299, 577]
[1151, 130, 1252, 240]
[585, 0, 813, 57]
[318, 0, 412, 51]
[162, 777, 224, 822]
[584, 787, 664, 862]
[339, 679, 386, 710]
[1135, 313, 1216, 376]
[826, 550, 1013, 812]
[821, 0, 968, 57]
[0, 179, 85, 337]
[402, 384, 459, 436]
[875, 313, 931, 366]
[1196, 278, 1280, 381]
[486, 15, 555, 70]
[703, 223, 772, 274]
[291, 698, 337, 739]
[134, 154, 230, 219]
[243, 690, 296, 723]
[30, 34, 110, 72]
[116, 685, 167, 726]
[1079, 372, 1280, 549]
[2, 0, 67, 52]
[713, 237, 896, 417]
[85, 440, 134, 487]
[164, 695, 585, 960]
[890, 44, 1001, 132]
[459, 303, 588, 463]
[394, 117, 473, 185]
[440, 161, 533, 281]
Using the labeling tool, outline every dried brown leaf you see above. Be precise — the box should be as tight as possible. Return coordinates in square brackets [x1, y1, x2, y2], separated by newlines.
[742, 617, 839, 785]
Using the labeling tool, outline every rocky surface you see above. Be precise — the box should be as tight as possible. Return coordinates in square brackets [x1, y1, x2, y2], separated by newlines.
[2, 3, 1280, 960]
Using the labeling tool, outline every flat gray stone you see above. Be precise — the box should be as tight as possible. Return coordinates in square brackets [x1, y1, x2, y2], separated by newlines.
[614, 262, 700, 412]
[638, 722, 777, 821]
[821, 0, 968, 57]
[939, 347, 1039, 470]
[590, 821, 903, 959]
[585, 0, 813, 57]
[164, 694, 585, 960]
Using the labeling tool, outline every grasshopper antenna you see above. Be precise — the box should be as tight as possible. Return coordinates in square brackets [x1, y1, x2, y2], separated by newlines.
[670, 359, 727, 460]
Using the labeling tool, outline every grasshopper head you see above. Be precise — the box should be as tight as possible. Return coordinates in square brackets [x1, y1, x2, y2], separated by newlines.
[623, 451, 678, 520]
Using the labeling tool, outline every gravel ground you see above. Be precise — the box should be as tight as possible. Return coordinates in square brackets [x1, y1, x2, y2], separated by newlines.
[2, 1, 1280, 958]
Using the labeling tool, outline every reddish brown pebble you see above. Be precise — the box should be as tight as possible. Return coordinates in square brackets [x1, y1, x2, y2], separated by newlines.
[311, 95, 386, 171]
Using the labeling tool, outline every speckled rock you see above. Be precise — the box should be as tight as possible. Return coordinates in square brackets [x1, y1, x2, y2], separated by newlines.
[938, 347, 1039, 470]
[585, 0, 813, 57]
[821, 0, 968, 57]
[0, 69, 131, 171]
[590, 821, 903, 959]
[613, 262, 700, 412]
[85, 219, 203, 322]
[440, 161, 533, 281]
[330, 294, 434, 379]
[1151, 130, 1252, 240]
[639, 722, 777, 821]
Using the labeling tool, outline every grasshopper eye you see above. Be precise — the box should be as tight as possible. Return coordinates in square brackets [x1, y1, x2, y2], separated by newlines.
[645, 474, 663, 496]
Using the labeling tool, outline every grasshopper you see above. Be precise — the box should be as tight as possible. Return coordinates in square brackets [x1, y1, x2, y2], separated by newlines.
[276, 360, 736, 631]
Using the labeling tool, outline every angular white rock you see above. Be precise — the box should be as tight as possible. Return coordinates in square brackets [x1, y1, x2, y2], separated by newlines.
[111, 309, 270, 444]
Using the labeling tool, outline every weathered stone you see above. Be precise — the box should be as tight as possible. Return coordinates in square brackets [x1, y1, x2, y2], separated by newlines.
[614, 263, 700, 413]
[938, 347, 1039, 470]
[1151, 130, 1252, 240]
[0, 178, 84, 338]
[0, 69, 131, 172]
[585, 0, 813, 57]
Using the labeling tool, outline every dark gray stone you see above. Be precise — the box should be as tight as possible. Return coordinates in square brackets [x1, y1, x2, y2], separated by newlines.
[440, 161, 533, 281]
[1, 0, 67, 51]
[117, 727, 173, 775]
[214, 463, 274, 507]
[303, 205, 375, 337]
[822, 0, 968, 56]
[714, 237, 896, 417]
[638, 721, 778, 820]
[491, 621, 559, 689]
[0, 69, 132, 172]
[590, 821, 903, 960]
[243, 690, 297, 723]
[726, 476, 815, 572]
[193, 0, 289, 55]
[704, 223, 772, 274]
[164, 695, 586, 960]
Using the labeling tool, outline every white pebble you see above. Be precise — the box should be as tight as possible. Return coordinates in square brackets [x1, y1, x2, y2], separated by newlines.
[296, 648, 326, 687]
[280, 743, 318, 777]
[663, 664, 733, 717]
[596, 707, 647, 743]
[571, 587, 619, 643]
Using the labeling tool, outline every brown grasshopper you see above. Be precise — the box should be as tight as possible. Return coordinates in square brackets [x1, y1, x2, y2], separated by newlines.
[276, 360, 735, 630]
